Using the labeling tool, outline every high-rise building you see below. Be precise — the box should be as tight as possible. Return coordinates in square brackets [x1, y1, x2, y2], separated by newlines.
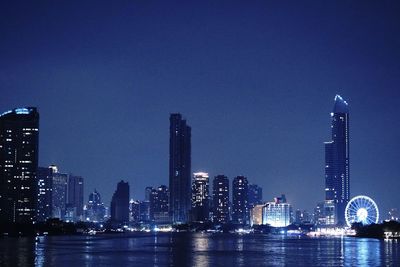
[263, 195, 291, 227]
[110, 180, 130, 223]
[169, 113, 191, 224]
[52, 169, 68, 220]
[85, 189, 106, 222]
[66, 174, 84, 222]
[325, 95, 350, 226]
[250, 204, 264, 226]
[129, 199, 140, 223]
[36, 167, 53, 222]
[232, 176, 249, 225]
[150, 185, 169, 223]
[248, 184, 263, 209]
[212, 175, 230, 224]
[0, 107, 39, 223]
[191, 172, 210, 222]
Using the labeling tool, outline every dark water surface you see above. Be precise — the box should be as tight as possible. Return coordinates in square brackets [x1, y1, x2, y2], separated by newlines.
[1, 233, 399, 266]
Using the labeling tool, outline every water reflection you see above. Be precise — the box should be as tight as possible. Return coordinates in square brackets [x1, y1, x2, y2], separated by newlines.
[0, 233, 399, 266]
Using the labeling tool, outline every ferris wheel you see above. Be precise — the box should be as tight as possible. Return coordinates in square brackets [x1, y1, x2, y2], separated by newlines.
[345, 195, 379, 227]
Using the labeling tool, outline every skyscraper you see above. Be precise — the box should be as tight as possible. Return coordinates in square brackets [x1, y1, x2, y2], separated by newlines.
[248, 184, 263, 209]
[85, 189, 106, 222]
[37, 166, 53, 222]
[169, 113, 191, 224]
[51, 168, 68, 220]
[324, 95, 350, 226]
[232, 176, 249, 225]
[150, 185, 169, 223]
[66, 174, 84, 222]
[110, 180, 130, 223]
[212, 175, 230, 224]
[191, 172, 210, 222]
[0, 107, 39, 223]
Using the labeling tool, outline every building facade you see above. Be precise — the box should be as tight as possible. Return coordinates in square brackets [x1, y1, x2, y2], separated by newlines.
[232, 176, 249, 225]
[36, 166, 53, 222]
[325, 95, 350, 226]
[0, 107, 39, 223]
[191, 172, 210, 222]
[212, 175, 230, 224]
[110, 180, 130, 223]
[248, 184, 263, 209]
[263, 196, 291, 227]
[85, 189, 106, 222]
[66, 174, 84, 222]
[150, 185, 169, 223]
[169, 114, 191, 224]
[52, 170, 68, 220]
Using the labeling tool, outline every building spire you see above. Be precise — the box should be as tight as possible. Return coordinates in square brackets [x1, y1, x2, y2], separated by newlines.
[333, 94, 349, 114]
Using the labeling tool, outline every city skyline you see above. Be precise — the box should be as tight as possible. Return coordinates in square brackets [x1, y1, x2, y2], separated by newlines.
[0, 1, 399, 215]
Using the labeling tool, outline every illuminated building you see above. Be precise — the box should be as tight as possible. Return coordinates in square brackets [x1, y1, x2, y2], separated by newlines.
[36, 167, 53, 222]
[169, 114, 191, 224]
[150, 185, 170, 223]
[129, 199, 140, 222]
[110, 180, 130, 223]
[263, 195, 291, 227]
[324, 200, 337, 225]
[250, 204, 264, 226]
[0, 107, 39, 223]
[212, 175, 229, 224]
[66, 174, 84, 222]
[191, 172, 210, 222]
[232, 176, 249, 225]
[248, 184, 263, 209]
[52, 169, 68, 219]
[85, 189, 106, 222]
[325, 95, 350, 226]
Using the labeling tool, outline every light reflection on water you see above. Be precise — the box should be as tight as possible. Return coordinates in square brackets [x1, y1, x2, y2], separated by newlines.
[0, 233, 399, 266]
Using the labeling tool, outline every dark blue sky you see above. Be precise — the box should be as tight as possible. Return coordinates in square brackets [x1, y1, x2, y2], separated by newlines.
[1, 1, 399, 215]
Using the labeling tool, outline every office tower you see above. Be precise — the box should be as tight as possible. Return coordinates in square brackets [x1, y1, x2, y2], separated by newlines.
[85, 189, 106, 222]
[248, 184, 263, 209]
[324, 95, 350, 226]
[0, 107, 39, 223]
[169, 113, 191, 224]
[145, 186, 153, 201]
[139, 200, 151, 222]
[129, 199, 140, 222]
[37, 167, 53, 222]
[263, 196, 292, 227]
[150, 185, 170, 223]
[250, 204, 264, 226]
[52, 169, 68, 220]
[232, 176, 249, 225]
[110, 180, 130, 223]
[66, 174, 84, 222]
[313, 202, 325, 225]
[212, 175, 229, 224]
[191, 172, 210, 222]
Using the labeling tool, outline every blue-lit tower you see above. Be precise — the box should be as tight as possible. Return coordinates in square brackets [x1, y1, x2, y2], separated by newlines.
[324, 95, 350, 226]
[0, 107, 39, 224]
[169, 114, 191, 224]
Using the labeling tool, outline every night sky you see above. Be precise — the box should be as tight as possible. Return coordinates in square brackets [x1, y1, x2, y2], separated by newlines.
[1, 1, 399, 215]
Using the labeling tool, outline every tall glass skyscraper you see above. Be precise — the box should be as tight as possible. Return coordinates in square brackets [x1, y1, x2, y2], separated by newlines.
[232, 176, 249, 225]
[191, 172, 210, 222]
[169, 114, 191, 224]
[212, 175, 229, 224]
[37, 166, 53, 222]
[110, 180, 130, 223]
[324, 95, 350, 226]
[0, 107, 39, 223]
